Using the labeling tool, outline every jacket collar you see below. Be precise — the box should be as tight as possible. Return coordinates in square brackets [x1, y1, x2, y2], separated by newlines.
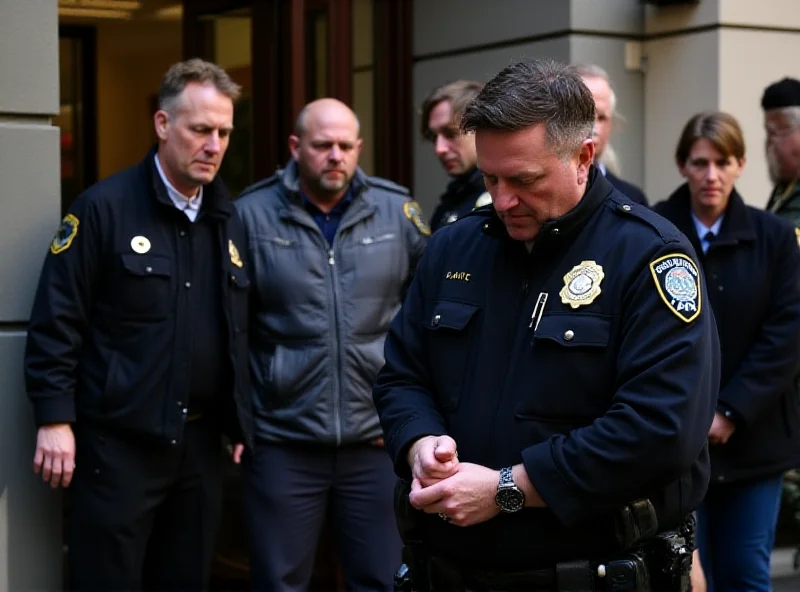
[144, 145, 233, 219]
[277, 159, 377, 233]
[482, 165, 611, 250]
[658, 183, 755, 252]
[279, 158, 371, 204]
[441, 167, 485, 205]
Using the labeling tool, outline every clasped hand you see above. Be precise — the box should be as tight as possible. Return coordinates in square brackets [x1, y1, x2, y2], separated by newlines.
[406, 435, 500, 527]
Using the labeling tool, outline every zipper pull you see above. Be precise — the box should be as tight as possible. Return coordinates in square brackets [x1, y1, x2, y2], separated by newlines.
[328, 250, 335, 265]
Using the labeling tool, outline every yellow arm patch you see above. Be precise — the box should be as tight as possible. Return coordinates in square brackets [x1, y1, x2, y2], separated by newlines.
[649, 253, 702, 323]
[403, 200, 431, 236]
[50, 214, 80, 255]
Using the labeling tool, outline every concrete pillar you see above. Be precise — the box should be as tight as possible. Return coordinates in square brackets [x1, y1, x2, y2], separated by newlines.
[645, 0, 800, 207]
[0, 1, 63, 590]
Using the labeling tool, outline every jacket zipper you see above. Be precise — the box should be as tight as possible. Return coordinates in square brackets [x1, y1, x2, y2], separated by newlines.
[328, 245, 343, 445]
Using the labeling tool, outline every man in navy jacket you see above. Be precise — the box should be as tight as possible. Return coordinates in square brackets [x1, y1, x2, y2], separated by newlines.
[374, 60, 719, 590]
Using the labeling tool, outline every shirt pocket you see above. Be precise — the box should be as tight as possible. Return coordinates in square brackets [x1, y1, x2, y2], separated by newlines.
[116, 253, 173, 320]
[423, 300, 481, 411]
[516, 313, 613, 420]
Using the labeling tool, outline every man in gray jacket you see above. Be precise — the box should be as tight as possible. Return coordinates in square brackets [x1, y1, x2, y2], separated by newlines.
[236, 98, 428, 591]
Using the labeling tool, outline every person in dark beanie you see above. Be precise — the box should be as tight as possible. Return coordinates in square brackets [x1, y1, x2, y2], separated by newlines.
[762, 77, 800, 227]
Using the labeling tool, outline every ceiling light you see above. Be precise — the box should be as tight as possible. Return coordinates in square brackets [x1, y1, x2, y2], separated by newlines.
[154, 5, 183, 20]
[59, 0, 142, 9]
[58, 7, 133, 19]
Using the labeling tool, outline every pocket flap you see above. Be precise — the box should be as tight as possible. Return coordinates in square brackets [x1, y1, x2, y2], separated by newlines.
[121, 253, 171, 277]
[229, 266, 250, 289]
[426, 301, 480, 331]
[534, 314, 610, 347]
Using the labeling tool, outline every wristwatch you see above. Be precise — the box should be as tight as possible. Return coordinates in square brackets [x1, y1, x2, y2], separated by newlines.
[495, 466, 525, 513]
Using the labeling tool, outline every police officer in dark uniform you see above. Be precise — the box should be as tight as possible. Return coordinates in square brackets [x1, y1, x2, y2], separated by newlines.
[420, 80, 492, 232]
[24, 59, 253, 591]
[374, 59, 720, 592]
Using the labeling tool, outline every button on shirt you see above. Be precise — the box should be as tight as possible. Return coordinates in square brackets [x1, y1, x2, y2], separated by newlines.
[302, 189, 354, 246]
[154, 155, 203, 222]
[691, 212, 724, 254]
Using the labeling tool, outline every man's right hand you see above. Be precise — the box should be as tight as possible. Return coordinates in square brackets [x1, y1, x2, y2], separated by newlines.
[407, 435, 459, 488]
[33, 423, 76, 488]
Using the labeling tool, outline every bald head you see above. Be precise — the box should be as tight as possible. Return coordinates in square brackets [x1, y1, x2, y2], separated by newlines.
[289, 98, 364, 207]
[294, 98, 361, 138]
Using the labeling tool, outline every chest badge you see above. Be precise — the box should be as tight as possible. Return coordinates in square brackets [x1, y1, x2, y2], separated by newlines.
[130, 236, 151, 254]
[559, 260, 604, 308]
[229, 239, 244, 268]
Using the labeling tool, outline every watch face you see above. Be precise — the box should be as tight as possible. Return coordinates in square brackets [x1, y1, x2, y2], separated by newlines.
[495, 487, 524, 512]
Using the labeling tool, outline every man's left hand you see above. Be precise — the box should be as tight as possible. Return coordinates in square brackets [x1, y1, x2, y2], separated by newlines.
[708, 412, 736, 445]
[408, 462, 500, 527]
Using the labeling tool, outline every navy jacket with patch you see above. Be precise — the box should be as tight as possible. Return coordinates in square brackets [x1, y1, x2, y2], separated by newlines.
[656, 185, 800, 484]
[24, 148, 254, 447]
[373, 169, 720, 570]
[430, 168, 488, 232]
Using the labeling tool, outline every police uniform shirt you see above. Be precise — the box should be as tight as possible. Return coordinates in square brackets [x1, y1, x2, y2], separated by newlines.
[691, 212, 724, 254]
[154, 154, 204, 221]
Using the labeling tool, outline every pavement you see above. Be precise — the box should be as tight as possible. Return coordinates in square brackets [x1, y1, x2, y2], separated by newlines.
[770, 547, 800, 592]
[771, 547, 800, 590]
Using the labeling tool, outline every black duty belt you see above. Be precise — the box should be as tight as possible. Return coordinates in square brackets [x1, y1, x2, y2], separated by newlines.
[421, 528, 692, 592]
[428, 555, 557, 591]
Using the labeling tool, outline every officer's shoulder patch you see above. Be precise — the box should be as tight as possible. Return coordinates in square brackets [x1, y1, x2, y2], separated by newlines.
[649, 253, 702, 323]
[50, 214, 80, 255]
[368, 176, 410, 196]
[473, 191, 492, 209]
[403, 200, 431, 236]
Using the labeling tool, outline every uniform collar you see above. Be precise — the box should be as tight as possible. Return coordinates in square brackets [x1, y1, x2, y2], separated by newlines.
[441, 167, 485, 206]
[481, 165, 611, 249]
[153, 153, 203, 216]
[145, 145, 232, 219]
[659, 183, 755, 250]
[280, 158, 369, 204]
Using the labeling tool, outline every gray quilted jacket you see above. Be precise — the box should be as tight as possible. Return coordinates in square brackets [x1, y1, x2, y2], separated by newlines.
[235, 161, 427, 445]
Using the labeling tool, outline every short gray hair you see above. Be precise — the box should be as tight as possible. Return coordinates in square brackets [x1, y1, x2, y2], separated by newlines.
[460, 59, 595, 157]
[574, 63, 619, 117]
[777, 106, 800, 128]
[158, 58, 241, 114]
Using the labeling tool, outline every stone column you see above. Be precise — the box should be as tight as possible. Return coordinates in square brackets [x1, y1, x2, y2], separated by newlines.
[0, 1, 63, 590]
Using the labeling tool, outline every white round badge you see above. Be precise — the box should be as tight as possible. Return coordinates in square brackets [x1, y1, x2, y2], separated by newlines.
[131, 236, 151, 254]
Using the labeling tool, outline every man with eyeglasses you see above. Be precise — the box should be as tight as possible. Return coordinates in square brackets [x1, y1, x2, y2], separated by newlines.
[763, 77, 800, 226]
[421, 80, 491, 232]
